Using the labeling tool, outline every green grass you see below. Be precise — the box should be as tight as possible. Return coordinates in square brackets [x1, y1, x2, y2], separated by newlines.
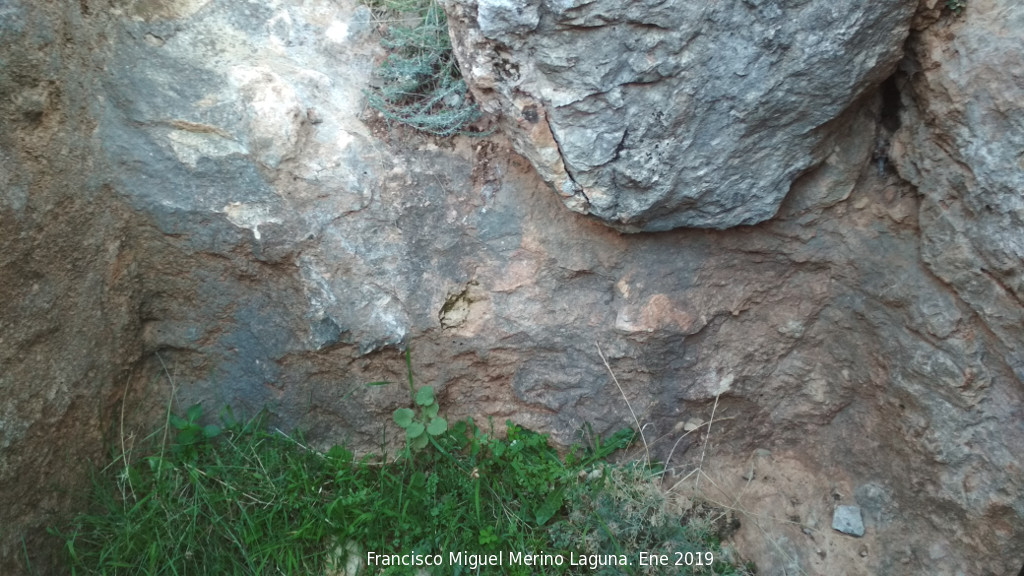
[52, 404, 749, 575]
[362, 0, 484, 137]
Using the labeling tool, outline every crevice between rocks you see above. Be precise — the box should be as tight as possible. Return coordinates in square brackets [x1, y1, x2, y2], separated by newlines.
[545, 116, 589, 208]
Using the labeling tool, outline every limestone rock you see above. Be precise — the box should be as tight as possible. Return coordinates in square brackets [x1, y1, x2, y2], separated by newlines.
[443, 0, 916, 230]
[832, 505, 865, 537]
[892, 0, 1024, 383]
[882, 6, 1024, 571]
[2, 1, 1024, 575]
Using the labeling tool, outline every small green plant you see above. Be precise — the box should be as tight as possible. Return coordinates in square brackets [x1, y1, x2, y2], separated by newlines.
[392, 350, 448, 451]
[167, 402, 221, 456]
[946, 0, 966, 14]
[362, 0, 484, 136]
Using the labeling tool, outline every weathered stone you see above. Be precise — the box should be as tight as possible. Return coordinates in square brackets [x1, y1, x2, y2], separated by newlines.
[443, 0, 916, 230]
[2, 1, 1024, 576]
[892, 0, 1024, 382]
[0, 2, 142, 574]
[881, 6, 1024, 572]
[833, 505, 865, 537]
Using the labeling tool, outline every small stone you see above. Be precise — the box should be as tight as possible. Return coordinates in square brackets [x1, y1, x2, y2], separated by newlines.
[442, 92, 463, 108]
[832, 505, 865, 537]
[683, 418, 703, 432]
[859, 545, 869, 557]
[741, 466, 755, 481]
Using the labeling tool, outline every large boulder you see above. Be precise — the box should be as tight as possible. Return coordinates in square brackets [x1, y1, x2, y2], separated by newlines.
[443, 0, 916, 230]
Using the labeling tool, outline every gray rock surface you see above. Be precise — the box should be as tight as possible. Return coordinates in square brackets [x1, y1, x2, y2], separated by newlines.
[2, 1, 1024, 575]
[893, 0, 1024, 383]
[443, 0, 916, 230]
[832, 505, 865, 537]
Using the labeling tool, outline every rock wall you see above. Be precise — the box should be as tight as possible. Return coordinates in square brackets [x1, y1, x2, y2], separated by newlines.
[0, 2, 141, 574]
[1, 0, 1023, 575]
[894, 0, 1024, 385]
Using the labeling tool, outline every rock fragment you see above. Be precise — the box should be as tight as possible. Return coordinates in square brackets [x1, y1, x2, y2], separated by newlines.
[832, 505, 865, 537]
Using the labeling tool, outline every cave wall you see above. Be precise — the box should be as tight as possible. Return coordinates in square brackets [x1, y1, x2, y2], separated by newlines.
[0, 0, 1022, 574]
